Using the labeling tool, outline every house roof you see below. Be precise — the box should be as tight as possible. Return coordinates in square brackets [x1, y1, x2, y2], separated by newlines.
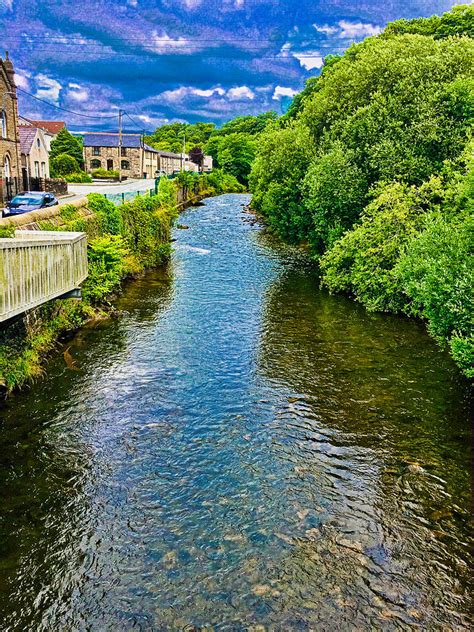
[29, 120, 65, 135]
[143, 143, 160, 154]
[156, 149, 183, 158]
[83, 132, 142, 148]
[19, 126, 38, 155]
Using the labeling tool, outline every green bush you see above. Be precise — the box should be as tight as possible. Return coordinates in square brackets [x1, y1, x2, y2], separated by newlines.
[91, 168, 120, 179]
[50, 153, 79, 176]
[320, 180, 441, 311]
[81, 235, 129, 304]
[64, 172, 93, 183]
[395, 211, 473, 377]
[87, 193, 121, 235]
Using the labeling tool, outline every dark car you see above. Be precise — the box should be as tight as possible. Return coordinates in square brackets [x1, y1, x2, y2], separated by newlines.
[2, 192, 59, 217]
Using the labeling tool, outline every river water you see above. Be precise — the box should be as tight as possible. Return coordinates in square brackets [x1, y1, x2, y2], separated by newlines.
[0, 194, 472, 631]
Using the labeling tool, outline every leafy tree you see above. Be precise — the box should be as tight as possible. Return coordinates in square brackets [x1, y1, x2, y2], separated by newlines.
[383, 4, 474, 39]
[50, 128, 84, 167]
[215, 133, 256, 184]
[50, 153, 79, 176]
[189, 146, 204, 169]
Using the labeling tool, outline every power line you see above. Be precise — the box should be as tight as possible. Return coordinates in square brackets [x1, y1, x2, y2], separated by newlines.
[16, 86, 118, 119]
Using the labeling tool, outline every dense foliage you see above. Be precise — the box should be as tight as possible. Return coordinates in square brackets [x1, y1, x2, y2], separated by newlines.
[145, 113, 277, 185]
[50, 127, 84, 167]
[50, 152, 80, 176]
[250, 5, 474, 376]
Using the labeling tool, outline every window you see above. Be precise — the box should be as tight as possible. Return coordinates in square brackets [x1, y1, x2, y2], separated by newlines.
[34, 161, 40, 177]
[0, 111, 6, 138]
[90, 159, 101, 169]
[4, 154, 11, 178]
[41, 162, 46, 177]
[37, 138, 41, 148]
[92, 147, 101, 156]
[121, 160, 130, 170]
[121, 147, 127, 156]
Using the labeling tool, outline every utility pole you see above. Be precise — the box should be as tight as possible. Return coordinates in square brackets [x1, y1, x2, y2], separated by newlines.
[118, 109, 123, 183]
[181, 125, 186, 171]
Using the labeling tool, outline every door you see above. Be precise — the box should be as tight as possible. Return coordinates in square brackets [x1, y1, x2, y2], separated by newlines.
[107, 159, 114, 171]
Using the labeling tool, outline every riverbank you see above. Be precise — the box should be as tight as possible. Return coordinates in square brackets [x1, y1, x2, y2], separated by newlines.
[0, 171, 244, 394]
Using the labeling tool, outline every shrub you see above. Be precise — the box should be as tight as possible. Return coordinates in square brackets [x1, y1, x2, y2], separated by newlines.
[64, 172, 93, 183]
[50, 153, 80, 176]
[395, 211, 473, 377]
[91, 168, 120, 179]
[87, 193, 121, 235]
[320, 181, 440, 311]
[82, 235, 130, 304]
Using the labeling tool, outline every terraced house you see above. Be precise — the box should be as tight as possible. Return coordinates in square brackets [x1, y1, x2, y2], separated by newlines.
[83, 132, 162, 179]
[0, 52, 21, 203]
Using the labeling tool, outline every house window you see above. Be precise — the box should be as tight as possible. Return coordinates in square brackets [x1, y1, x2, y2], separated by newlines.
[121, 160, 130, 170]
[92, 147, 101, 156]
[37, 138, 41, 148]
[0, 111, 6, 138]
[121, 147, 127, 156]
[90, 159, 101, 169]
[41, 162, 46, 177]
[34, 161, 40, 177]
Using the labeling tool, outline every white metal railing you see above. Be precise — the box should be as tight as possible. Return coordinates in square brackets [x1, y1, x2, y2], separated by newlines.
[0, 230, 88, 322]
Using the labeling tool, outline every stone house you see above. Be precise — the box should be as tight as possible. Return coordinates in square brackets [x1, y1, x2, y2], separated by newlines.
[83, 133, 162, 179]
[0, 52, 21, 203]
[19, 125, 50, 184]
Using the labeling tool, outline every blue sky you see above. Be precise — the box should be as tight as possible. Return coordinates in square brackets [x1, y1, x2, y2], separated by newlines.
[0, 0, 458, 132]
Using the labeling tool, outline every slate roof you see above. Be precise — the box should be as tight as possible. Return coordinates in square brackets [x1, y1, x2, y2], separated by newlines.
[29, 120, 65, 135]
[19, 126, 38, 154]
[83, 132, 142, 148]
[156, 149, 183, 158]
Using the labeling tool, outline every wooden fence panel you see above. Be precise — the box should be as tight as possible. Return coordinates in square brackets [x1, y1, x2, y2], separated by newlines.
[0, 231, 88, 323]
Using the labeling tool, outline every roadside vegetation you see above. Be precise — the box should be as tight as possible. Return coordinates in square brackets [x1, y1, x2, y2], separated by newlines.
[0, 171, 241, 392]
[249, 4, 474, 377]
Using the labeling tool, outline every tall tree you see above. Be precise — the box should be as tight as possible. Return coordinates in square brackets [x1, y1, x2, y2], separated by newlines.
[50, 128, 84, 168]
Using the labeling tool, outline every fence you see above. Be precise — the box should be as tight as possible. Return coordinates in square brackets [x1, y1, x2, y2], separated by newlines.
[0, 230, 88, 323]
[103, 188, 157, 206]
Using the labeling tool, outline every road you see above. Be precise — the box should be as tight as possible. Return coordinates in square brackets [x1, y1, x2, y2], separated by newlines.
[65, 178, 157, 202]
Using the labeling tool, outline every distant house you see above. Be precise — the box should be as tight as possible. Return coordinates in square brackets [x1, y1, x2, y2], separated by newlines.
[19, 125, 50, 185]
[83, 132, 161, 179]
[0, 52, 21, 202]
[28, 120, 65, 151]
[202, 155, 213, 173]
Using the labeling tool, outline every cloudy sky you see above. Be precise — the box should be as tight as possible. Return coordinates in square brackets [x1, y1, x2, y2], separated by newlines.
[0, 0, 458, 132]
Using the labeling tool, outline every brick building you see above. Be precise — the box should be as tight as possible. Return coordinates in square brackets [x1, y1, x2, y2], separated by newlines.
[0, 52, 21, 203]
[83, 133, 162, 179]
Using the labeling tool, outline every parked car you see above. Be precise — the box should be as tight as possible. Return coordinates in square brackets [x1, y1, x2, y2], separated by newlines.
[1, 192, 59, 217]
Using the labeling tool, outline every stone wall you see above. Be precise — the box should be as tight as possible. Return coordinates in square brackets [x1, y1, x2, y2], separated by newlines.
[0, 54, 21, 204]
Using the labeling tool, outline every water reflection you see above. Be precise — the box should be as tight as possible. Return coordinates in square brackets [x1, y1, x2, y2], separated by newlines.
[0, 195, 471, 631]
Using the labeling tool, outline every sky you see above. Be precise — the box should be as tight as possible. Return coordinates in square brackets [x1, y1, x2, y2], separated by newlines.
[0, 0, 459, 133]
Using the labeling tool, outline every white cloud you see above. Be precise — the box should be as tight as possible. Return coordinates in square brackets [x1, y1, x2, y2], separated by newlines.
[159, 86, 226, 103]
[127, 0, 137, 5]
[227, 86, 254, 100]
[338, 20, 382, 38]
[183, 0, 202, 8]
[234, 0, 244, 7]
[35, 74, 62, 104]
[272, 86, 298, 100]
[313, 23, 338, 35]
[151, 31, 190, 53]
[14, 71, 30, 90]
[67, 82, 89, 102]
[293, 51, 324, 71]
[0, 0, 13, 11]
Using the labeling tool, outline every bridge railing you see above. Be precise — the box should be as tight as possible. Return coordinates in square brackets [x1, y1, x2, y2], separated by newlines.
[0, 230, 88, 323]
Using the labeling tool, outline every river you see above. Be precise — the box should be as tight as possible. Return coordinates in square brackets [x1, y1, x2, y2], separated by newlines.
[0, 194, 472, 631]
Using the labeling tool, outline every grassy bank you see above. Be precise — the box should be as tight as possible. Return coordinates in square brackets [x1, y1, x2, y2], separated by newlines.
[0, 171, 242, 393]
[250, 5, 473, 377]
